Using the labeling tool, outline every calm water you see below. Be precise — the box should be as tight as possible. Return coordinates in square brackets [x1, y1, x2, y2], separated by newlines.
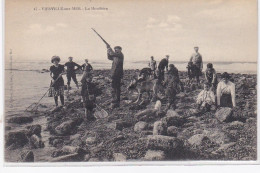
[4, 60, 257, 116]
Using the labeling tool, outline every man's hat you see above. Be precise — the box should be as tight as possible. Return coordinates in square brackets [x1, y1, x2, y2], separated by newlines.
[166, 55, 170, 57]
[68, 56, 73, 59]
[194, 46, 199, 48]
[114, 46, 122, 50]
[51, 56, 60, 63]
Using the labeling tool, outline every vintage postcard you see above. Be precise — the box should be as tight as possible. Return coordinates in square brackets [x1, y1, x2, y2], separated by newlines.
[3, 0, 258, 165]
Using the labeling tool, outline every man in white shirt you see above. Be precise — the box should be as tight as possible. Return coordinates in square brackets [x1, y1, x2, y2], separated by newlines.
[216, 72, 236, 108]
[148, 56, 157, 78]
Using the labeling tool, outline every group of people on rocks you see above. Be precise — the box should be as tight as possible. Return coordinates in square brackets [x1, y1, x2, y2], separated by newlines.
[48, 45, 236, 121]
[145, 46, 236, 112]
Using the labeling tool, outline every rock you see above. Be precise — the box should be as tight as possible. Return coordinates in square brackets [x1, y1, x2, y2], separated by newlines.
[162, 110, 185, 127]
[188, 134, 209, 146]
[153, 121, 167, 135]
[216, 142, 236, 152]
[167, 126, 178, 137]
[84, 154, 91, 161]
[215, 107, 233, 122]
[108, 120, 132, 131]
[5, 131, 29, 148]
[26, 124, 41, 137]
[51, 106, 63, 113]
[113, 153, 127, 161]
[8, 116, 33, 124]
[51, 153, 81, 162]
[85, 137, 97, 145]
[62, 145, 87, 154]
[246, 117, 255, 124]
[144, 150, 166, 161]
[112, 135, 125, 142]
[188, 109, 200, 117]
[135, 109, 157, 120]
[134, 121, 148, 132]
[55, 118, 83, 135]
[53, 139, 64, 147]
[141, 131, 153, 136]
[88, 158, 100, 162]
[29, 134, 45, 149]
[203, 130, 230, 145]
[228, 121, 244, 129]
[20, 150, 34, 162]
[146, 135, 183, 151]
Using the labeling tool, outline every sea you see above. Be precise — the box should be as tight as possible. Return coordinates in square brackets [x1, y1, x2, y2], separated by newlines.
[4, 60, 257, 117]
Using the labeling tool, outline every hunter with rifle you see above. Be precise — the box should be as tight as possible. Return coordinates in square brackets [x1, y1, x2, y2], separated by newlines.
[92, 28, 124, 108]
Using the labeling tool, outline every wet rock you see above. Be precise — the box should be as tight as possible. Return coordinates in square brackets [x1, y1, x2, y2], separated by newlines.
[55, 118, 83, 135]
[144, 150, 166, 161]
[5, 131, 29, 148]
[216, 142, 236, 152]
[8, 116, 33, 124]
[135, 109, 157, 120]
[146, 135, 183, 151]
[29, 134, 45, 149]
[113, 153, 127, 161]
[246, 117, 255, 124]
[26, 124, 41, 137]
[215, 107, 233, 122]
[153, 121, 167, 135]
[188, 134, 209, 146]
[51, 106, 63, 113]
[167, 126, 178, 137]
[187, 109, 200, 117]
[134, 121, 148, 132]
[20, 150, 34, 162]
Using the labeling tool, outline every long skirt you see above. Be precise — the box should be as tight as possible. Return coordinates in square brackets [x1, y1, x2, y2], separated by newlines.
[220, 93, 233, 108]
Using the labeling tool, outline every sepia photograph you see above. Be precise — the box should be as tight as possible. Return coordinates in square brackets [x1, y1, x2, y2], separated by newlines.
[2, 0, 258, 164]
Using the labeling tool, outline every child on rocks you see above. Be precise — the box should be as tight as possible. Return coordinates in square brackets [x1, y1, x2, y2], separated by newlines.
[196, 82, 216, 112]
[81, 77, 96, 121]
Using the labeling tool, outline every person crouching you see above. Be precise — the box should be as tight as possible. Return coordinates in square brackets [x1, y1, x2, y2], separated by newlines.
[81, 77, 96, 121]
[196, 82, 216, 112]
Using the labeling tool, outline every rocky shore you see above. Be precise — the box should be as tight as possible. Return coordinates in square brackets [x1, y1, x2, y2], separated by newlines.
[4, 69, 257, 162]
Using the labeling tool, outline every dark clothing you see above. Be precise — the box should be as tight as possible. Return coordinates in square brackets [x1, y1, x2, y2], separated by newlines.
[205, 68, 218, 87]
[111, 77, 121, 103]
[107, 48, 124, 104]
[65, 61, 81, 74]
[81, 63, 93, 72]
[158, 58, 169, 71]
[67, 73, 78, 85]
[107, 48, 124, 79]
[165, 69, 183, 108]
[50, 65, 65, 89]
[139, 68, 152, 81]
[81, 81, 96, 111]
[220, 93, 233, 108]
[187, 62, 196, 80]
[193, 65, 201, 83]
[158, 58, 169, 82]
[49, 64, 65, 106]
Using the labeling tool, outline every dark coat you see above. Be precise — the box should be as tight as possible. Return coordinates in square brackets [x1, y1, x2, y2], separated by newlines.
[158, 58, 169, 71]
[107, 48, 124, 79]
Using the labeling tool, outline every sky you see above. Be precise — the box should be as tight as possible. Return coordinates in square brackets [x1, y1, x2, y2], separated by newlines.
[5, 0, 258, 63]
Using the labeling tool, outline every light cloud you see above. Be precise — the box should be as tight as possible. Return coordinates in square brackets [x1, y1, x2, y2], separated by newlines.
[26, 23, 68, 35]
[146, 15, 182, 32]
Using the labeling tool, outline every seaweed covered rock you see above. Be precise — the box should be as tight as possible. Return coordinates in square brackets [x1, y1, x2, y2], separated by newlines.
[134, 121, 148, 132]
[20, 150, 34, 162]
[153, 121, 167, 135]
[8, 116, 33, 124]
[5, 131, 29, 149]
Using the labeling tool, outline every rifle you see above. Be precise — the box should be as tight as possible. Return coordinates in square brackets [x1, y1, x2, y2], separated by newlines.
[91, 28, 110, 48]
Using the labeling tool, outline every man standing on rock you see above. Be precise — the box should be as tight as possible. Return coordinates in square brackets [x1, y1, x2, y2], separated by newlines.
[65, 56, 81, 90]
[189, 46, 203, 84]
[148, 56, 157, 78]
[107, 45, 124, 108]
[158, 55, 169, 82]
